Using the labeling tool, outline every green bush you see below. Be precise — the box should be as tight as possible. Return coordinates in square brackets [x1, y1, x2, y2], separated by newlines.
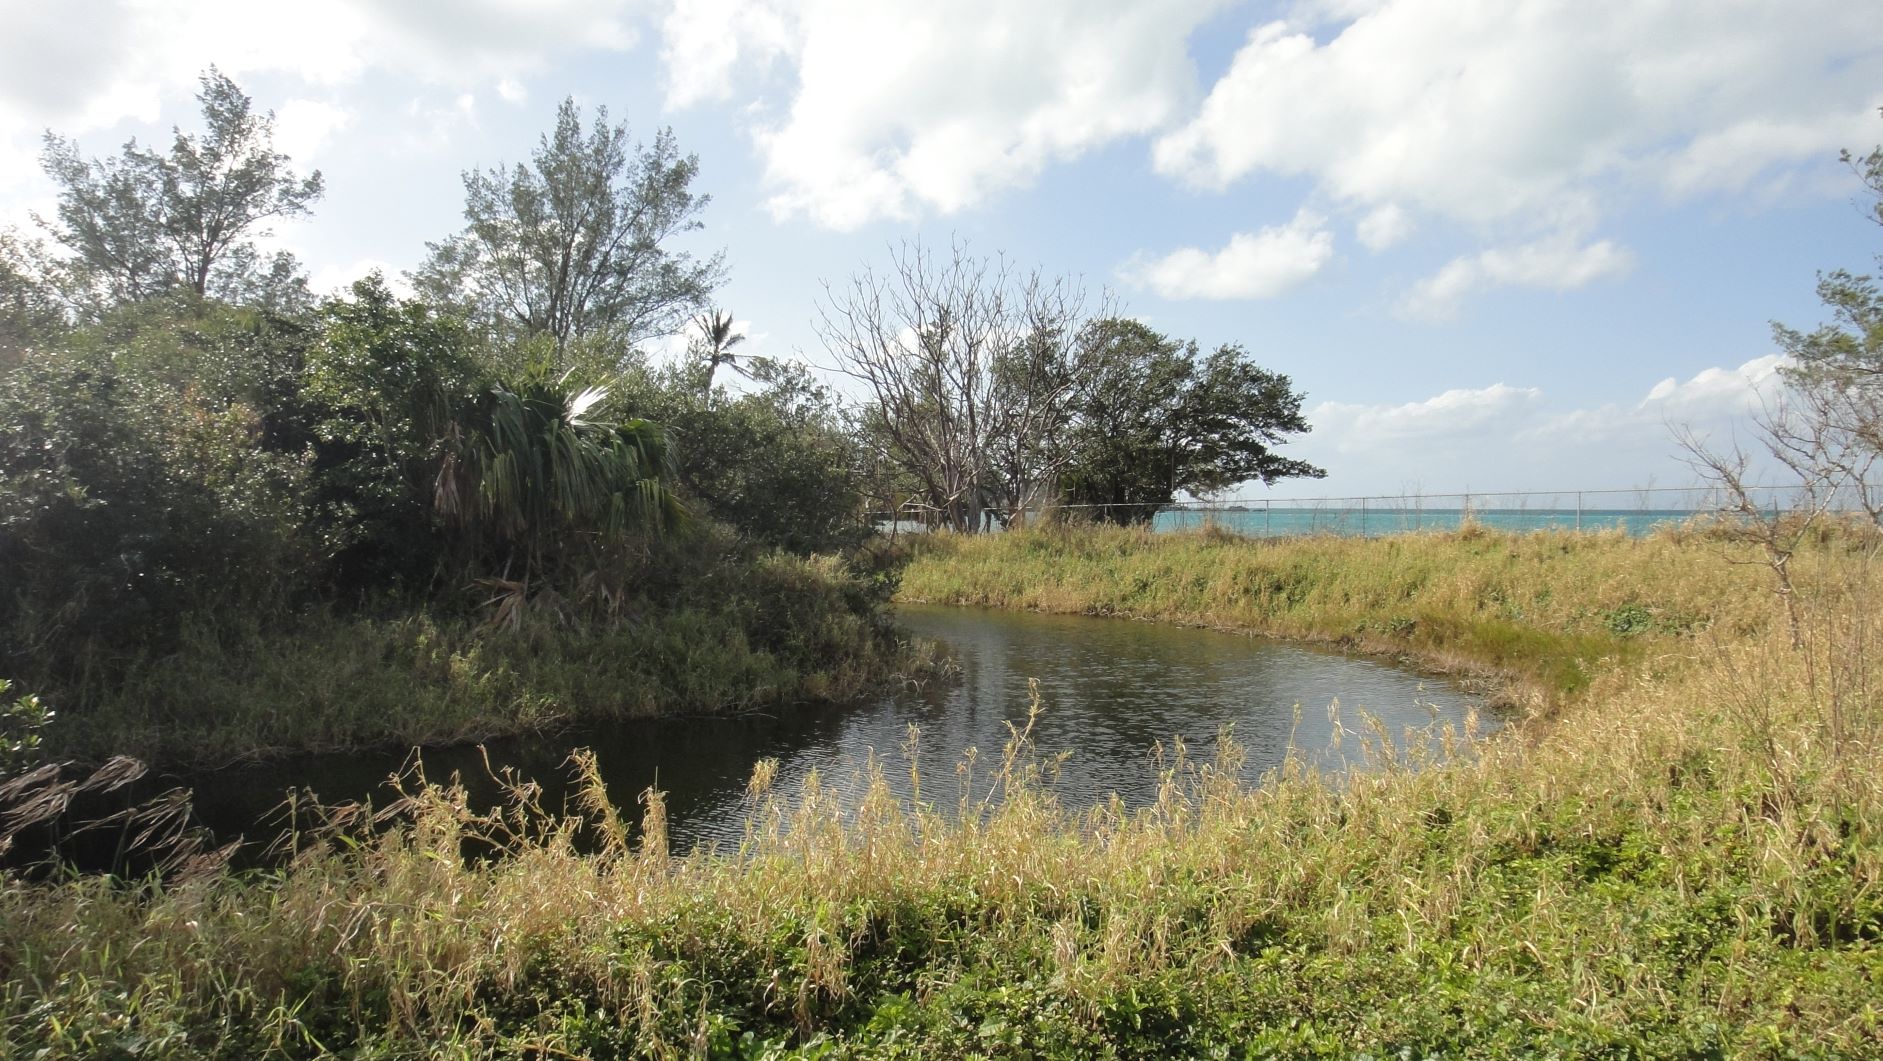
[0, 679, 51, 780]
[0, 317, 320, 675]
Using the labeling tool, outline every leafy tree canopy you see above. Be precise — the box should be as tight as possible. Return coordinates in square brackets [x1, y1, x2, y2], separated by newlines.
[416, 98, 723, 351]
[621, 356, 866, 554]
[1062, 318, 1324, 524]
[37, 68, 321, 316]
[0, 232, 67, 371]
[1777, 120, 1883, 390]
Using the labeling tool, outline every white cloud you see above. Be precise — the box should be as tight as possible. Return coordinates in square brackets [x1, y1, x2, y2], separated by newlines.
[1155, 2, 1883, 228]
[1398, 234, 1634, 321]
[1311, 383, 1543, 452]
[272, 100, 352, 163]
[1661, 112, 1879, 198]
[659, 0, 1230, 229]
[1642, 355, 1788, 414]
[1355, 203, 1411, 251]
[659, 0, 797, 110]
[1121, 210, 1333, 300]
[0, 1, 640, 150]
[0, 0, 647, 261]
[1293, 358, 1795, 493]
[1526, 355, 1790, 446]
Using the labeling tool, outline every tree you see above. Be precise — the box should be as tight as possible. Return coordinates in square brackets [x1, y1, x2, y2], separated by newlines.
[301, 275, 481, 589]
[618, 357, 867, 554]
[0, 304, 323, 675]
[818, 241, 1094, 532]
[0, 233, 67, 371]
[433, 366, 685, 595]
[1060, 319, 1324, 524]
[1058, 318, 1194, 523]
[1176, 343, 1327, 494]
[37, 68, 322, 314]
[982, 284, 1094, 524]
[416, 98, 723, 351]
[691, 307, 747, 400]
[1676, 109, 1883, 649]
[1766, 117, 1883, 494]
[1755, 111, 1883, 525]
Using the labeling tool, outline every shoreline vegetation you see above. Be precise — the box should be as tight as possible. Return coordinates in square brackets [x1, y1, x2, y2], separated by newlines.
[5, 524, 1881, 1056]
[35, 541, 922, 772]
[895, 522, 1747, 719]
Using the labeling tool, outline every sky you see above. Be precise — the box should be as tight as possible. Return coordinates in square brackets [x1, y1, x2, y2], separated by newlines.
[2, 0, 1881, 500]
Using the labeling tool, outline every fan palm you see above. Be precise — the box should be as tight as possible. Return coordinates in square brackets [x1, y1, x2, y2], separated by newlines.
[436, 368, 685, 582]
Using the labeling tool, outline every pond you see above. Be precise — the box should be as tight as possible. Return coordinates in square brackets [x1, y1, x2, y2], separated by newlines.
[179, 605, 1491, 853]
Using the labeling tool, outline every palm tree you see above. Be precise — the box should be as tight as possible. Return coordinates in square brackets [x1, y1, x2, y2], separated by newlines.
[693, 308, 747, 401]
[435, 367, 685, 585]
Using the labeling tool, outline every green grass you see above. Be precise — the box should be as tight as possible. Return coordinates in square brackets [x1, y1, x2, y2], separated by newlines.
[897, 523, 1779, 712]
[3, 526, 1880, 1057]
[40, 548, 917, 770]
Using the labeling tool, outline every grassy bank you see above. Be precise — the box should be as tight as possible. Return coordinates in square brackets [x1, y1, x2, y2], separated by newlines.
[35, 547, 914, 770]
[898, 523, 1781, 714]
[3, 528, 1880, 1056]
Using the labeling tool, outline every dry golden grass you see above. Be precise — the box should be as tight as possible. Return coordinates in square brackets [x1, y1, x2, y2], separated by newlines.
[898, 522, 1824, 713]
[2, 525, 1879, 1056]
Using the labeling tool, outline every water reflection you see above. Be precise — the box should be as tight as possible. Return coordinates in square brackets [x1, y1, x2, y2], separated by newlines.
[181, 605, 1488, 852]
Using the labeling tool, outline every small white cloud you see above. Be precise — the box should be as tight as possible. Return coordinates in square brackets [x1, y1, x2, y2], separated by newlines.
[1355, 203, 1411, 251]
[1522, 355, 1790, 446]
[1312, 382, 1543, 451]
[660, 0, 796, 110]
[495, 77, 527, 104]
[1121, 211, 1333, 300]
[1398, 234, 1634, 321]
[642, 332, 692, 364]
[271, 99, 350, 162]
[675, 0, 1230, 230]
[1640, 354, 1788, 413]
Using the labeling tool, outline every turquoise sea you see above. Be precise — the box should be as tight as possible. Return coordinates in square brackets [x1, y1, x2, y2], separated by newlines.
[1153, 507, 1697, 538]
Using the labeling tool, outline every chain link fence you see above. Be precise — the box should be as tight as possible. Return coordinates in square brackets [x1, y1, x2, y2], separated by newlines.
[868, 484, 1882, 540]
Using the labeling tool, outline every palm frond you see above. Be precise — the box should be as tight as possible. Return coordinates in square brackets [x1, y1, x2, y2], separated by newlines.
[443, 371, 687, 559]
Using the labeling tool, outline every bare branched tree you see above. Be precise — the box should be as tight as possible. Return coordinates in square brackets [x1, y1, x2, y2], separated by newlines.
[982, 271, 1111, 526]
[1677, 114, 1883, 647]
[817, 241, 1098, 532]
[1677, 379, 1883, 650]
[1676, 420, 1821, 651]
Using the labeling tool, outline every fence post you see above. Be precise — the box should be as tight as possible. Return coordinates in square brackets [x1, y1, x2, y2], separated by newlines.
[1264, 500, 1272, 538]
[1575, 491, 1582, 533]
[1361, 497, 1369, 538]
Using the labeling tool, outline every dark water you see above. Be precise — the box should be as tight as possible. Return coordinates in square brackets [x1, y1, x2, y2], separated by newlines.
[177, 605, 1487, 853]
